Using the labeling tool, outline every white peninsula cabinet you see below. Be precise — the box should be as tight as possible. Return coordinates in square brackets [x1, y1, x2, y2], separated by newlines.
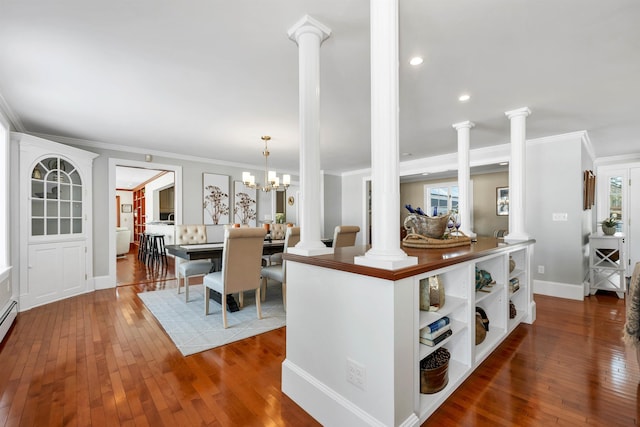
[283, 238, 534, 427]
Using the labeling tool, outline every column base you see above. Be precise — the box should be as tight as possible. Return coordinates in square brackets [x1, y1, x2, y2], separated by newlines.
[289, 245, 334, 257]
[504, 231, 531, 242]
[354, 253, 418, 270]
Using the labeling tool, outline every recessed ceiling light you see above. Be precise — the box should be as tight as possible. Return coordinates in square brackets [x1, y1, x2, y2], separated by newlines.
[499, 162, 509, 166]
[409, 56, 423, 66]
[401, 152, 412, 157]
[421, 172, 430, 176]
[458, 94, 471, 102]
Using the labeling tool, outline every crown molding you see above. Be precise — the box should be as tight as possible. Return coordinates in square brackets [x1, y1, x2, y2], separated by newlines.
[29, 132, 299, 176]
[0, 91, 24, 132]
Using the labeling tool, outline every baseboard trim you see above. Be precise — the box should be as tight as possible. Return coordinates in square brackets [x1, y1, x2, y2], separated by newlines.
[533, 279, 584, 300]
[282, 359, 389, 427]
[94, 274, 115, 290]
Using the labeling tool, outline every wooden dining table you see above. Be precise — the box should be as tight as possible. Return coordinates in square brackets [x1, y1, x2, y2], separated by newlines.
[165, 240, 286, 312]
[165, 239, 286, 261]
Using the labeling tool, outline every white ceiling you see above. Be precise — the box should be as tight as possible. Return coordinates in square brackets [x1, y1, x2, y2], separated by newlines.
[1, 1, 639, 174]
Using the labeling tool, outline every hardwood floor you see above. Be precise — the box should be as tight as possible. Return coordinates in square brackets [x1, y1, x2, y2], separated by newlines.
[1, 248, 638, 426]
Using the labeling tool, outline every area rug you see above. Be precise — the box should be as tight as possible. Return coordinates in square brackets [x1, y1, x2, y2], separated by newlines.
[138, 283, 286, 356]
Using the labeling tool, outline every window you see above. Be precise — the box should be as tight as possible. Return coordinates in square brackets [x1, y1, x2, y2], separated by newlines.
[608, 176, 623, 232]
[30, 157, 83, 236]
[425, 181, 459, 216]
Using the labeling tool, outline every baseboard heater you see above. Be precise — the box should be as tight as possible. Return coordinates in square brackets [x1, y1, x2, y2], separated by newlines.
[0, 300, 18, 344]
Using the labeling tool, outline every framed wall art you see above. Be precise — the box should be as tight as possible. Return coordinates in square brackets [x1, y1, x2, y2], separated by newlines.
[233, 181, 257, 226]
[583, 170, 595, 210]
[121, 203, 132, 213]
[496, 187, 509, 216]
[203, 173, 230, 225]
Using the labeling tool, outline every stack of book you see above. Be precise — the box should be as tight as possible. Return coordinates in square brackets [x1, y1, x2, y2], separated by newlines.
[420, 316, 453, 347]
[509, 278, 520, 293]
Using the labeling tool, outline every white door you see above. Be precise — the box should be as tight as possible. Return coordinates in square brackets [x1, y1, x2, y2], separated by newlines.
[27, 240, 86, 308]
[18, 133, 97, 311]
[629, 167, 640, 274]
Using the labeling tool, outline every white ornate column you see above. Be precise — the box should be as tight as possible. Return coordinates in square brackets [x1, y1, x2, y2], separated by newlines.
[452, 121, 476, 239]
[287, 15, 333, 255]
[355, 0, 416, 269]
[504, 107, 531, 242]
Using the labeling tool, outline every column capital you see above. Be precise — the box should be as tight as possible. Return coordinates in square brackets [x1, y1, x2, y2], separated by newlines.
[452, 120, 475, 130]
[288, 15, 332, 44]
[505, 107, 531, 120]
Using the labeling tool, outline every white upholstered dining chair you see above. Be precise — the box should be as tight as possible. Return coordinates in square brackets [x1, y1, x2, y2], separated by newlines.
[175, 224, 215, 302]
[332, 225, 360, 248]
[260, 226, 300, 311]
[203, 227, 267, 328]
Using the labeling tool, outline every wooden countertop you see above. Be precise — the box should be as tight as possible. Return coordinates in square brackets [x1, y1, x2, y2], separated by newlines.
[284, 236, 535, 281]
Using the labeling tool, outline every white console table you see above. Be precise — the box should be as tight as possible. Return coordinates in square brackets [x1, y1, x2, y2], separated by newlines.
[589, 233, 625, 298]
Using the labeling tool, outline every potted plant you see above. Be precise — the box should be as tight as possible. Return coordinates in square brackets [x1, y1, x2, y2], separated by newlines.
[601, 214, 618, 235]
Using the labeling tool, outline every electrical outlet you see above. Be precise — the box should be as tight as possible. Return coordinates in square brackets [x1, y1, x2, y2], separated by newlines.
[346, 358, 366, 390]
[538, 265, 545, 274]
[552, 213, 568, 221]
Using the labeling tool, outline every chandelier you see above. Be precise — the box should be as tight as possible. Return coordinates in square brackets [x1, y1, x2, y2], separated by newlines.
[242, 136, 290, 192]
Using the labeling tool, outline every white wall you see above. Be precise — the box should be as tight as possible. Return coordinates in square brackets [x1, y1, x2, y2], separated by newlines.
[526, 132, 593, 300]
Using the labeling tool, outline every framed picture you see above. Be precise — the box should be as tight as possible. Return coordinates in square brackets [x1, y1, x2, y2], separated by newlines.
[496, 187, 509, 216]
[121, 203, 132, 213]
[583, 170, 596, 210]
[233, 181, 257, 226]
[203, 173, 230, 225]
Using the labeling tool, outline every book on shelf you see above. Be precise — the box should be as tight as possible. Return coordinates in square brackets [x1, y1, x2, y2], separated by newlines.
[424, 316, 450, 333]
[420, 324, 451, 340]
[419, 329, 453, 347]
[509, 278, 520, 293]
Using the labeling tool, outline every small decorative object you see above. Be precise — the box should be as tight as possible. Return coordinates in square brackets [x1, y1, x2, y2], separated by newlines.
[509, 300, 517, 319]
[288, 195, 295, 206]
[420, 347, 450, 394]
[475, 267, 495, 291]
[475, 307, 490, 345]
[419, 276, 445, 312]
[601, 214, 618, 235]
[121, 203, 132, 213]
[496, 187, 509, 216]
[450, 212, 462, 237]
[403, 213, 450, 239]
[475, 313, 487, 345]
[509, 256, 516, 273]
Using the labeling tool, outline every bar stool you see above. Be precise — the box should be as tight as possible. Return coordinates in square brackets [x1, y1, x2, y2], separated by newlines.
[150, 234, 168, 266]
[138, 232, 148, 262]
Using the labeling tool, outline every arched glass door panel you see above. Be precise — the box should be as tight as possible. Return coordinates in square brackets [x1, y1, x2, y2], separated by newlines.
[31, 156, 83, 236]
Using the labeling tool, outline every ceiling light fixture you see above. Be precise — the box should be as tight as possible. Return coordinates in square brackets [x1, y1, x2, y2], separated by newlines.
[409, 56, 424, 66]
[242, 136, 290, 192]
[499, 162, 509, 166]
[458, 94, 471, 102]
